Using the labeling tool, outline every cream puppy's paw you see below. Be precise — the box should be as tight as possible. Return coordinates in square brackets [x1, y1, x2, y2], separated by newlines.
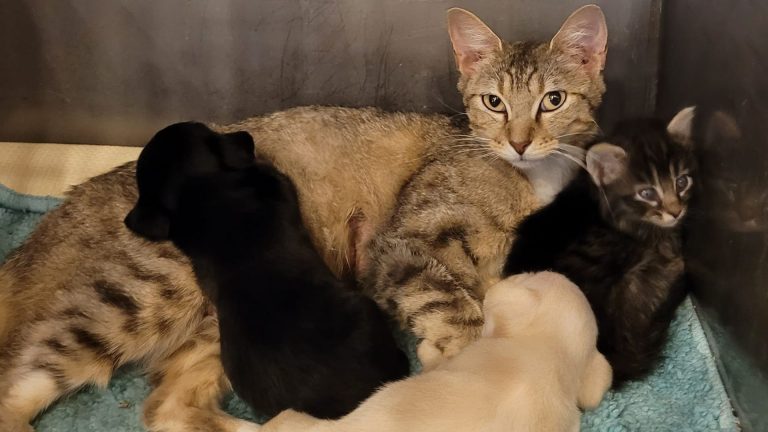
[235, 420, 261, 432]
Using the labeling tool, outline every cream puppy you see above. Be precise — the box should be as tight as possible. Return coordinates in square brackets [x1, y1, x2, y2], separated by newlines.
[262, 271, 612, 432]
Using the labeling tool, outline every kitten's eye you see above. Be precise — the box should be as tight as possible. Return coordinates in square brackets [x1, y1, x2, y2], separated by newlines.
[676, 175, 691, 191]
[637, 187, 659, 202]
[539, 91, 567, 112]
[482, 94, 506, 113]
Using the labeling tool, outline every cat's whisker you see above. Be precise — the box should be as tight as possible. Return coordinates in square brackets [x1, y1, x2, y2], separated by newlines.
[553, 150, 587, 170]
[557, 143, 588, 156]
[557, 148, 587, 160]
[597, 185, 619, 225]
[589, 120, 605, 136]
[448, 136, 492, 142]
[431, 94, 465, 115]
[445, 134, 477, 139]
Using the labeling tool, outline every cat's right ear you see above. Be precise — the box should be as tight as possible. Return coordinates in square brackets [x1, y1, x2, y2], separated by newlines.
[586, 143, 628, 186]
[550, 5, 608, 76]
[125, 203, 170, 241]
[446, 8, 502, 77]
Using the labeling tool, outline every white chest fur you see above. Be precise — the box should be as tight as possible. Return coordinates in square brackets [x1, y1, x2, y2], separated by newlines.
[519, 156, 579, 205]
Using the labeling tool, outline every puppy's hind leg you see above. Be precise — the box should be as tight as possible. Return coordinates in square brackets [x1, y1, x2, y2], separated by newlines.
[143, 318, 259, 432]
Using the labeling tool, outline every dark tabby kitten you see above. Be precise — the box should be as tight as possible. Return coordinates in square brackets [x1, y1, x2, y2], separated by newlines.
[503, 107, 696, 384]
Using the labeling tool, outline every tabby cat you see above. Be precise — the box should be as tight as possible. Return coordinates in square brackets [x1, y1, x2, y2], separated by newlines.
[362, 6, 607, 367]
[0, 5, 606, 432]
[504, 108, 696, 384]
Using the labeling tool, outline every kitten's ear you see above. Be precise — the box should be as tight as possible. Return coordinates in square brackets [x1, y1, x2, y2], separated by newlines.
[586, 143, 628, 186]
[706, 110, 741, 142]
[447, 8, 502, 77]
[550, 5, 608, 75]
[219, 131, 256, 169]
[482, 275, 540, 338]
[667, 106, 696, 146]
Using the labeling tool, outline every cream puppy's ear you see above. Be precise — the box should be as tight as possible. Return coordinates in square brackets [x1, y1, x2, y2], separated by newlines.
[577, 351, 613, 409]
[482, 275, 541, 338]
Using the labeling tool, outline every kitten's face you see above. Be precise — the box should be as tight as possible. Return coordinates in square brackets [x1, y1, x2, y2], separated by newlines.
[698, 110, 768, 232]
[617, 147, 694, 228]
[587, 109, 697, 231]
[448, 6, 607, 169]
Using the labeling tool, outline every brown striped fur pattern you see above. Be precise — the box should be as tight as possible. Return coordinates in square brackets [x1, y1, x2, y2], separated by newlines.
[0, 6, 607, 432]
[362, 143, 538, 366]
[361, 6, 607, 367]
[0, 108, 449, 432]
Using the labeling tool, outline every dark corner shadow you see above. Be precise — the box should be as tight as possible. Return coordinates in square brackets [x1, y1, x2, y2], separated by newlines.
[0, 2, 44, 142]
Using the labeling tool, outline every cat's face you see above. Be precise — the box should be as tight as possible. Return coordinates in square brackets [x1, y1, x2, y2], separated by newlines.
[586, 108, 697, 230]
[447, 6, 607, 169]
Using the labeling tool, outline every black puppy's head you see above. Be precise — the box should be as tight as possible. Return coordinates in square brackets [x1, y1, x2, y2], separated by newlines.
[125, 122, 255, 240]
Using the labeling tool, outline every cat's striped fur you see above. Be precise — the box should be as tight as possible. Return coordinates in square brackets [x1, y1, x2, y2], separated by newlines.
[0, 108, 450, 432]
[363, 6, 607, 366]
[0, 6, 607, 432]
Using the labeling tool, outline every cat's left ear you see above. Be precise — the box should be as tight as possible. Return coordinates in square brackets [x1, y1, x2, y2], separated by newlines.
[550, 5, 608, 76]
[586, 143, 628, 186]
[667, 106, 696, 146]
[447, 8, 502, 77]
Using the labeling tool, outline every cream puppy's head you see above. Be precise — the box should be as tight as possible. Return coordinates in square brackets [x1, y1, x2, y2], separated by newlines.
[482, 271, 613, 409]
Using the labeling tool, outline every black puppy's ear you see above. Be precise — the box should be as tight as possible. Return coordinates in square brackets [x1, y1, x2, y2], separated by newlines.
[219, 131, 256, 169]
[124, 203, 170, 241]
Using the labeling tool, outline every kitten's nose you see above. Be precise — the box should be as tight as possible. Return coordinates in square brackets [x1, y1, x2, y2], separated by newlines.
[510, 140, 531, 155]
[668, 208, 682, 218]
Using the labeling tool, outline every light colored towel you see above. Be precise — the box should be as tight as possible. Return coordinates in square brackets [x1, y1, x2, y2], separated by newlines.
[0, 142, 140, 197]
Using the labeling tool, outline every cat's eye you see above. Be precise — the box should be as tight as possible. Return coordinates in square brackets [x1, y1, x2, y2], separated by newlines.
[637, 187, 659, 202]
[482, 94, 506, 113]
[539, 91, 567, 112]
[676, 175, 691, 192]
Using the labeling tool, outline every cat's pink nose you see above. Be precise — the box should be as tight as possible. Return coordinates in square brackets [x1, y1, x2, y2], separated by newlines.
[510, 140, 531, 155]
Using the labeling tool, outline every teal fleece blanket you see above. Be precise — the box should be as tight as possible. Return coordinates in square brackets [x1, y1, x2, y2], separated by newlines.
[0, 183, 738, 431]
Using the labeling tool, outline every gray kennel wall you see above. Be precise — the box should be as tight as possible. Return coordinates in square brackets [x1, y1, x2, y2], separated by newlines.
[657, 0, 768, 430]
[0, 0, 660, 146]
[1, 0, 767, 430]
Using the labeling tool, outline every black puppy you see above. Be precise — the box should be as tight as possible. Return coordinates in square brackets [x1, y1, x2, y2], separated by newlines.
[125, 122, 410, 419]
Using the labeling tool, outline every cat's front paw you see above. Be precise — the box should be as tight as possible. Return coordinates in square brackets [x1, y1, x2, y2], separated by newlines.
[417, 329, 478, 370]
[417, 340, 445, 371]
